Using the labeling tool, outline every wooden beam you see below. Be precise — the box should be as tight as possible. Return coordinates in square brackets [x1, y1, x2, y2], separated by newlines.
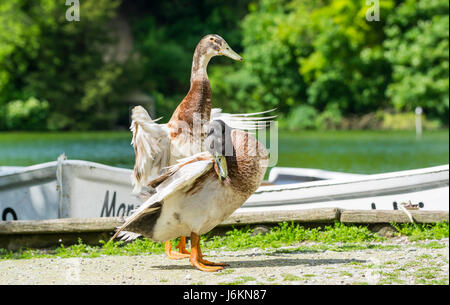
[0, 217, 124, 235]
[219, 208, 340, 226]
[0, 208, 447, 237]
[0, 208, 340, 235]
[340, 210, 449, 224]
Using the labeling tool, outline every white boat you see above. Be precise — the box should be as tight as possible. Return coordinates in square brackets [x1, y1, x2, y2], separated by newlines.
[0, 157, 448, 222]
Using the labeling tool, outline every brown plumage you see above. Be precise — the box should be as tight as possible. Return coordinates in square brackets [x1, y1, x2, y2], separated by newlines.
[113, 121, 268, 272]
[169, 79, 212, 131]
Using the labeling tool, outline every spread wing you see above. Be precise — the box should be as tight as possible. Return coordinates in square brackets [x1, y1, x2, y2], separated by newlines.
[130, 106, 275, 194]
[130, 106, 171, 194]
[111, 152, 214, 241]
[210, 108, 276, 131]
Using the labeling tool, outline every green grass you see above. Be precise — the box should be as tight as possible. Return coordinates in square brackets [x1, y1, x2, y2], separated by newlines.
[417, 242, 447, 249]
[219, 276, 256, 285]
[1, 130, 448, 174]
[282, 273, 303, 281]
[376, 272, 406, 285]
[214, 269, 235, 276]
[402, 261, 422, 268]
[416, 267, 441, 279]
[0, 238, 166, 260]
[392, 222, 449, 241]
[272, 243, 401, 254]
[202, 222, 385, 251]
[414, 278, 449, 285]
[0, 221, 447, 260]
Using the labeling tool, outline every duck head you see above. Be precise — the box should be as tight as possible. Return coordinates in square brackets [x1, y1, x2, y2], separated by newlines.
[205, 120, 234, 181]
[191, 34, 242, 81]
[199, 34, 242, 61]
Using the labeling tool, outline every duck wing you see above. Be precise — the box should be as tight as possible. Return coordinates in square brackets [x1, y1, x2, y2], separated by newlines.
[111, 152, 214, 241]
[130, 106, 171, 194]
[210, 108, 276, 131]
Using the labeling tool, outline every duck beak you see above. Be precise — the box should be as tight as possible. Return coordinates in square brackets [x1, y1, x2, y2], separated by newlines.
[220, 43, 243, 61]
[213, 153, 228, 181]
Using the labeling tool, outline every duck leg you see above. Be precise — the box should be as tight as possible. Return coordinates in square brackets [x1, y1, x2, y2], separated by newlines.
[164, 240, 190, 260]
[189, 232, 226, 272]
[176, 236, 191, 255]
[197, 243, 228, 267]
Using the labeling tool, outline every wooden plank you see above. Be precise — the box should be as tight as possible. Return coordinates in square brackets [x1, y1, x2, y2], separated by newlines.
[219, 208, 340, 226]
[340, 210, 449, 224]
[0, 208, 447, 237]
[0, 217, 123, 235]
[0, 208, 340, 235]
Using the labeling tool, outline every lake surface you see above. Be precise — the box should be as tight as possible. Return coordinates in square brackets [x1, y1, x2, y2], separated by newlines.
[0, 130, 448, 174]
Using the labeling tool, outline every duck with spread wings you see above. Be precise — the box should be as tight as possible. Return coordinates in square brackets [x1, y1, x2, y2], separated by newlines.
[128, 34, 274, 260]
[113, 120, 268, 271]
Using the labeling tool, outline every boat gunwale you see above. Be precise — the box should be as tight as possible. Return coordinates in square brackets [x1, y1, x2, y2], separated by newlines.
[255, 164, 449, 194]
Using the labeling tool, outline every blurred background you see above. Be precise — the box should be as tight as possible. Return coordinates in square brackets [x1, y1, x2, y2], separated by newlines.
[0, 0, 448, 173]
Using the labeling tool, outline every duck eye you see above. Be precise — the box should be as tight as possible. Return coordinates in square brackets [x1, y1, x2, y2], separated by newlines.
[210, 37, 214, 41]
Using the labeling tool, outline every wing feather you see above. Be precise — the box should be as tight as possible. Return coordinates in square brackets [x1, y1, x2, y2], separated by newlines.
[210, 108, 276, 130]
[130, 106, 171, 193]
[111, 153, 214, 241]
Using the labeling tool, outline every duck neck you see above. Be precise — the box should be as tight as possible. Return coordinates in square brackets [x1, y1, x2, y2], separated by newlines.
[169, 50, 213, 129]
[190, 49, 213, 84]
[182, 50, 213, 122]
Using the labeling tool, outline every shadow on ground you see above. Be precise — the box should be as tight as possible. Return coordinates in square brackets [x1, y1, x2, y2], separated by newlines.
[151, 257, 367, 270]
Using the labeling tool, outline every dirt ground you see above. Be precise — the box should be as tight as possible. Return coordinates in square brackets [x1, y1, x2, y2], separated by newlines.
[0, 238, 448, 285]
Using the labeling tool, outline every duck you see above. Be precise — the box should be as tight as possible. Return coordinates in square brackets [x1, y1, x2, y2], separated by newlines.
[112, 119, 269, 271]
[131, 34, 272, 193]
[129, 34, 274, 259]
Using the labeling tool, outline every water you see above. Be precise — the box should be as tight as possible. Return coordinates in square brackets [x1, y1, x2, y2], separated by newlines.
[0, 130, 448, 174]
[276, 130, 449, 174]
[0, 132, 134, 169]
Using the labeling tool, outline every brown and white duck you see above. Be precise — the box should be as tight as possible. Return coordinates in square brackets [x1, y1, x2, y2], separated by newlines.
[128, 34, 274, 262]
[113, 120, 269, 271]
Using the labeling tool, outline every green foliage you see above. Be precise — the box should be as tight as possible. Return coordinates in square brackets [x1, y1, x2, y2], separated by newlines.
[0, 0, 448, 129]
[380, 111, 442, 130]
[316, 104, 343, 130]
[211, 0, 394, 117]
[384, 0, 449, 123]
[212, 0, 448, 125]
[128, 0, 251, 119]
[0, 0, 125, 130]
[211, 0, 310, 114]
[284, 105, 319, 131]
[4, 97, 49, 130]
[300, 0, 394, 115]
[284, 103, 343, 131]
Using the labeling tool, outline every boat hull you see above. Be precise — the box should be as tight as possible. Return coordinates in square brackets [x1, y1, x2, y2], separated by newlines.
[0, 160, 448, 221]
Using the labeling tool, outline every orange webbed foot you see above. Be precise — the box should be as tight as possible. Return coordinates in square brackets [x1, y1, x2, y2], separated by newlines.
[198, 257, 228, 267]
[189, 233, 226, 272]
[165, 240, 190, 260]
